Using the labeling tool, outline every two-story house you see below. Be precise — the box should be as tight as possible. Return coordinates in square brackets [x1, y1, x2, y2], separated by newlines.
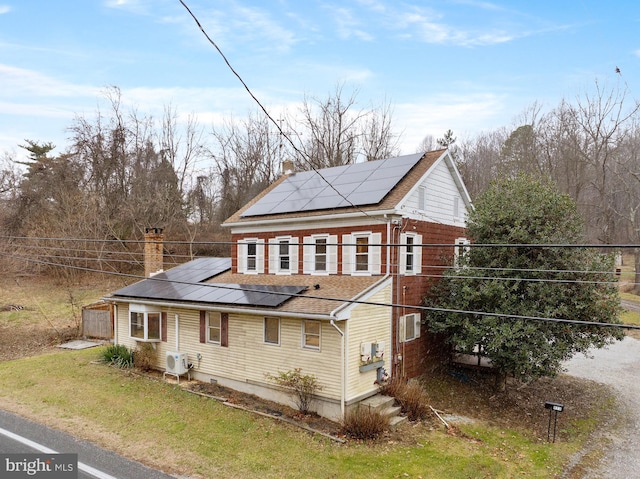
[107, 149, 471, 420]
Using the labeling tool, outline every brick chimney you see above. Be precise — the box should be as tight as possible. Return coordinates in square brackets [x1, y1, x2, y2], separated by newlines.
[281, 159, 294, 175]
[144, 227, 164, 277]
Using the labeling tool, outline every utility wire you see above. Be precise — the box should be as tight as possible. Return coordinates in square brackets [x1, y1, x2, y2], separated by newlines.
[178, 0, 385, 223]
[1, 250, 637, 331]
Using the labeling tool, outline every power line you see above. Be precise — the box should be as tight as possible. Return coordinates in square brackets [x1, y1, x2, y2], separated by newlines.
[178, 0, 385, 223]
[0, 250, 636, 331]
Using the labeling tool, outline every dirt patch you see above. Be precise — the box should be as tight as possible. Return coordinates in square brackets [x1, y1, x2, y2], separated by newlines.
[185, 380, 345, 438]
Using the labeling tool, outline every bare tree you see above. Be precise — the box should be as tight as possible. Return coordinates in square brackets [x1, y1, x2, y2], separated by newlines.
[292, 83, 400, 169]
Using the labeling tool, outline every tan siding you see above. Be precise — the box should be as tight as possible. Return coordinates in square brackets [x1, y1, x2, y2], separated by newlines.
[115, 302, 343, 401]
[344, 284, 392, 401]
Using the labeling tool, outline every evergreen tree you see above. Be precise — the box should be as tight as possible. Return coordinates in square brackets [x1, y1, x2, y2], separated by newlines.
[426, 176, 624, 386]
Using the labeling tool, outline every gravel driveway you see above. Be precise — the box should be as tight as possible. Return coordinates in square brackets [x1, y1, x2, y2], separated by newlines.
[564, 336, 640, 478]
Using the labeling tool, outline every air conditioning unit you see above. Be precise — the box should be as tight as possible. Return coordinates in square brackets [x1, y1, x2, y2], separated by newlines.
[166, 352, 189, 375]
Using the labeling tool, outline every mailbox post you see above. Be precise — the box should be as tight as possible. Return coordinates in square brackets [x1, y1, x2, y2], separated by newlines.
[544, 401, 564, 443]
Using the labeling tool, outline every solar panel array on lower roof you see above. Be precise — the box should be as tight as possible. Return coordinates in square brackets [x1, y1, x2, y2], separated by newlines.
[241, 152, 424, 217]
[111, 257, 307, 308]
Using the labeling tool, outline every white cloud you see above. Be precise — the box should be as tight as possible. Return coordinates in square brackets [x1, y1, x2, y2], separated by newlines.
[0, 5, 11, 14]
[395, 93, 506, 152]
[0, 64, 98, 98]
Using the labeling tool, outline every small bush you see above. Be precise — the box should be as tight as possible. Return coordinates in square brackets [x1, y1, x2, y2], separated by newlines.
[397, 379, 430, 421]
[341, 407, 390, 440]
[134, 342, 156, 371]
[267, 368, 322, 415]
[100, 344, 134, 368]
[378, 376, 408, 398]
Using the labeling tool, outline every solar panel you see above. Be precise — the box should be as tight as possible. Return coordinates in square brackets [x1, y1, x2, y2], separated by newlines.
[111, 258, 307, 308]
[241, 152, 424, 217]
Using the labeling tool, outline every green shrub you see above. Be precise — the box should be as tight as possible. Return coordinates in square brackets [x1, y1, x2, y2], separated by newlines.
[341, 407, 389, 440]
[100, 344, 134, 368]
[267, 368, 322, 415]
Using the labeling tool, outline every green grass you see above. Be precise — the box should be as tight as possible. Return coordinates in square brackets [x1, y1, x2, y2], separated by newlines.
[0, 348, 574, 479]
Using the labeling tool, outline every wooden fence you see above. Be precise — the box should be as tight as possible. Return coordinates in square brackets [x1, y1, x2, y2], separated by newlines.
[82, 303, 113, 339]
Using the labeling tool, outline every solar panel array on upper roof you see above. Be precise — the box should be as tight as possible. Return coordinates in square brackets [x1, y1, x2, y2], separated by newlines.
[111, 257, 307, 308]
[241, 152, 424, 217]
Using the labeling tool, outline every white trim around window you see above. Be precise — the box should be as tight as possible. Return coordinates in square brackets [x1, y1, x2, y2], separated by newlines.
[206, 311, 221, 344]
[268, 236, 299, 274]
[264, 316, 280, 345]
[302, 320, 321, 350]
[129, 303, 161, 342]
[302, 234, 338, 275]
[399, 232, 422, 275]
[238, 238, 264, 274]
[342, 232, 382, 276]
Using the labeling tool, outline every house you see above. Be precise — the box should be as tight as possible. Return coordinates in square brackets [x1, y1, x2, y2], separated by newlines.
[107, 149, 471, 420]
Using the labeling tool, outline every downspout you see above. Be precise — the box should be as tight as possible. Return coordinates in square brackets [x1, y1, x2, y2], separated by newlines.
[329, 319, 345, 418]
[113, 304, 118, 344]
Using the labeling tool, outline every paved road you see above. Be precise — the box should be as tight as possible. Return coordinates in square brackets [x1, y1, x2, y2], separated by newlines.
[0, 410, 182, 479]
[564, 336, 640, 479]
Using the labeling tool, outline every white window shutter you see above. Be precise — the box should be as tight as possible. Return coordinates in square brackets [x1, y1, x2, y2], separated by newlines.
[399, 233, 407, 274]
[399, 315, 406, 343]
[256, 240, 265, 274]
[290, 236, 299, 274]
[342, 234, 353, 275]
[268, 238, 277, 273]
[328, 235, 338, 274]
[414, 234, 423, 274]
[371, 232, 382, 274]
[238, 241, 247, 273]
[302, 236, 313, 274]
[414, 313, 421, 338]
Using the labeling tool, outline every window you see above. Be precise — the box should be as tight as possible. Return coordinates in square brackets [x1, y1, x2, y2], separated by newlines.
[400, 233, 422, 275]
[129, 306, 161, 341]
[399, 313, 421, 342]
[247, 241, 257, 271]
[355, 236, 369, 272]
[279, 239, 290, 270]
[207, 312, 221, 344]
[238, 238, 264, 274]
[454, 237, 471, 267]
[303, 235, 337, 274]
[303, 320, 320, 350]
[264, 317, 280, 345]
[342, 232, 381, 275]
[405, 236, 414, 272]
[269, 236, 298, 274]
[314, 238, 327, 272]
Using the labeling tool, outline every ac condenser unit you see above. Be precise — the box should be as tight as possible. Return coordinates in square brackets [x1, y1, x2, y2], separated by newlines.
[166, 352, 189, 375]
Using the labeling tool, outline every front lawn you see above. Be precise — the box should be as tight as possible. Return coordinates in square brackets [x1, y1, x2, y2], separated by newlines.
[0, 347, 607, 479]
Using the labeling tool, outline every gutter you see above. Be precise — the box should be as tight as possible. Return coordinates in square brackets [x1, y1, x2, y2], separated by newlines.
[103, 296, 337, 322]
[223, 209, 401, 230]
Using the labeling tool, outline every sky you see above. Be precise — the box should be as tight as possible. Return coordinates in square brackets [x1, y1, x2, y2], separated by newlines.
[1, 0, 639, 163]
